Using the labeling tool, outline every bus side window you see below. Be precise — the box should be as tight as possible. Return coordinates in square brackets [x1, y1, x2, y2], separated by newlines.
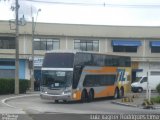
[83, 76, 91, 87]
[126, 57, 131, 67]
[112, 57, 118, 66]
[83, 75, 116, 87]
[83, 75, 97, 87]
[75, 53, 92, 66]
[105, 56, 113, 66]
[73, 69, 81, 88]
[92, 54, 105, 66]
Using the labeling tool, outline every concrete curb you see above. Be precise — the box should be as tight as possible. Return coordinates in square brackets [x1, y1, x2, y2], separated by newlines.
[1, 94, 39, 109]
[111, 100, 160, 109]
[155, 106, 160, 109]
[111, 100, 139, 108]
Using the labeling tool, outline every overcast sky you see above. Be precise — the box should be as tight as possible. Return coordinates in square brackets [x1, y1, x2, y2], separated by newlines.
[1, 0, 160, 26]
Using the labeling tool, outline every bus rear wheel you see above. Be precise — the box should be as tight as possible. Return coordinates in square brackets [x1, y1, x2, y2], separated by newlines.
[88, 89, 94, 102]
[119, 88, 124, 98]
[114, 88, 119, 99]
[81, 90, 88, 103]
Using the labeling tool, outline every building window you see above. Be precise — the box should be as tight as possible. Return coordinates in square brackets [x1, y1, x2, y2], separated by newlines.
[151, 47, 160, 53]
[0, 60, 15, 66]
[113, 46, 138, 52]
[112, 40, 141, 53]
[0, 37, 15, 49]
[150, 41, 160, 53]
[34, 38, 60, 50]
[74, 40, 99, 51]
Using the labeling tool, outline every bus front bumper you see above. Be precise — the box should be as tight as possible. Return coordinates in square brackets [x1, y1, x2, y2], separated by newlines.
[40, 92, 72, 101]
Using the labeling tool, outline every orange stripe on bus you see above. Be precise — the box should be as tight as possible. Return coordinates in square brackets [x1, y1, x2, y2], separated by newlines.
[84, 67, 117, 74]
[73, 85, 117, 100]
[95, 86, 116, 98]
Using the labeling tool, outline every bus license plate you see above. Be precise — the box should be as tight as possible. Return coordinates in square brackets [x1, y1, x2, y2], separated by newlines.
[55, 83, 59, 87]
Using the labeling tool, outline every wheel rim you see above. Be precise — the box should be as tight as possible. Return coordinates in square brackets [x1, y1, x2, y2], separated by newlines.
[114, 89, 118, 99]
[89, 91, 94, 102]
[120, 89, 124, 98]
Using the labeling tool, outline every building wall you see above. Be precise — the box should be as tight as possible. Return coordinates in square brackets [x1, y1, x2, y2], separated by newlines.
[1, 21, 160, 79]
[0, 59, 26, 79]
[19, 60, 26, 79]
[99, 38, 105, 52]
[67, 37, 73, 50]
[137, 62, 160, 77]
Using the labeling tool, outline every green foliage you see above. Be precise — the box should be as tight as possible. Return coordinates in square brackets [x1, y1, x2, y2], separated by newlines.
[156, 83, 160, 94]
[0, 78, 30, 94]
[19, 80, 30, 93]
[151, 96, 160, 104]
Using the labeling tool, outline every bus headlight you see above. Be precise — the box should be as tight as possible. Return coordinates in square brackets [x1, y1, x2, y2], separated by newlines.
[63, 89, 71, 94]
[73, 93, 76, 99]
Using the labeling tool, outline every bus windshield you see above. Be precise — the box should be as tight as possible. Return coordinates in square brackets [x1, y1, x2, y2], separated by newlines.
[41, 71, 73, 88]
[43, 53, 74, 68]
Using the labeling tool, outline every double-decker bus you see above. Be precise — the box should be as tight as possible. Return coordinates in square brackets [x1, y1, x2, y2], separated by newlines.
[40, 51, 131, 103]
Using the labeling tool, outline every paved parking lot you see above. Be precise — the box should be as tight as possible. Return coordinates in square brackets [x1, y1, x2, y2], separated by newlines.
[2, 92, 160, 114]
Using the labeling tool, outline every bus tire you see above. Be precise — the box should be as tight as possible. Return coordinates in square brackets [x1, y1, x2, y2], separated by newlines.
[119, 87, 124, 98]
[88, 89, 94, 102]
[63, 100, 67, 103]
[114, 88, 119, 99]
[81, 90, 88, 103]
[55, 100, 59, 103]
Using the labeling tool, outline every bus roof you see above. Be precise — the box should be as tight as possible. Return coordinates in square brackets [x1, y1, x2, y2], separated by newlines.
[45, 50, 130, 58]
[46, 50, 80, 54]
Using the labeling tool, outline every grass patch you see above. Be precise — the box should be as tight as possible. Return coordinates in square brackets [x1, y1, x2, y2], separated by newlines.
[151, 96, 160, 104]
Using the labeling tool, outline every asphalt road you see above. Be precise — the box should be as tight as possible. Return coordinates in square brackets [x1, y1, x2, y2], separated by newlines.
[1, 93, 160, 120]
[6, 95, 160, 114]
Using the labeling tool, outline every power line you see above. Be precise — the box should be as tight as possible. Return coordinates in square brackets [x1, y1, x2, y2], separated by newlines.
[107, 4, 160, 8]
[22, 0, 160, 8]
[22, 0, 102, 6]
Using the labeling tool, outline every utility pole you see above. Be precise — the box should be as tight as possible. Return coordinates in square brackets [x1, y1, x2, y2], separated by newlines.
[2, 0, 24, 94]
[15, 0, 19, 95]
[30, 8, 41, 92]
[30, 16, 34, 92]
